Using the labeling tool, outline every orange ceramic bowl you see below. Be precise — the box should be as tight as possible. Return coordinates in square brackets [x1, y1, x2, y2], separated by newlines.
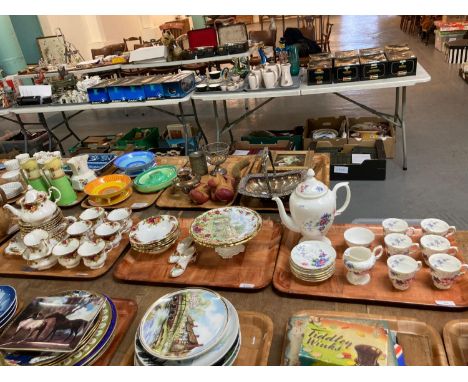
[84, 174, 132, 198]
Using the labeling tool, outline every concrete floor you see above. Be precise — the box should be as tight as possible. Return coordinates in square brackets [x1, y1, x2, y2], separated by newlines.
[2, 15, 468, 226]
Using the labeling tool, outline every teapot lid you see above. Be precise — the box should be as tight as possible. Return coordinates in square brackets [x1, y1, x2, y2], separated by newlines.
[295, 168, 328, 198]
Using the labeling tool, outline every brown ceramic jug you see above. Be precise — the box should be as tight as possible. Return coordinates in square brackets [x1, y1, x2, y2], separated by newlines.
[0, 188, 14, 237]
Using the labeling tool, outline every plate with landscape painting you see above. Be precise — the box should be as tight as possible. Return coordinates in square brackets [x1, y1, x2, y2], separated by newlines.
[139, 288, 229, 361]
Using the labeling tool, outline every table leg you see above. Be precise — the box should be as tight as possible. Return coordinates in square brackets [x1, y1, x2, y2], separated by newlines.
[222, 100, 234, 143]
[213, 101, 221, 142]
[15, 114, 29, 153]
[394, 87, 400, 124]
[61, 112, 81, 142]
[401, 87, 408, 171]
[38, 113, 64, 154]
[178, 102, 189, 155]
[190, 98, 208, 144]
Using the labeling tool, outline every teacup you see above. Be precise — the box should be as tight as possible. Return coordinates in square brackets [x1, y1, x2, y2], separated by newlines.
[78, 238, 108, 270]
[343, 245, 383, 285]
[23, 229, 50, 256]
[209, 70, 221, 80]
[94, 221, 121, 248]
[421, 218, 456, 238]
[428, 253, 468, 290]
[67, 220, 94, 242]
[420, 234, 458, 266]
[107, 208, 132, 233]
[382, 218, 415, 236]
[4, 159, 20, 171]
[344, 227, 375, 248]
[384, 233, 419, 257]
[79, 207, 106, 227]
[208, 84, 221, 92]
[15, 153, 30, 164]
[52, 238, 80, 269]
[387, 255, 422, 290]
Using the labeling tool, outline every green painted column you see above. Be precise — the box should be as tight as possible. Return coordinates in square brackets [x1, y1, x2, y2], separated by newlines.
[10, 16, 43, 65]
[191, 16, 206, 30]
[0, 15, 27, 75]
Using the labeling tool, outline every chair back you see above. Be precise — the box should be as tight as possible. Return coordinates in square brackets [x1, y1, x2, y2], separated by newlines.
[249, 30, 277, 47]
[124, 37, 143, 51]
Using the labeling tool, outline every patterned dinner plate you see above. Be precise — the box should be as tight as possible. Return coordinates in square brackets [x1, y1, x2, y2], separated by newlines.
[190, 207, 262, 248]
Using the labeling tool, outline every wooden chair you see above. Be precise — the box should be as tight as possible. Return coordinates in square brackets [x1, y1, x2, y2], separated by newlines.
[123, 37, 143, 51]
[159, 21, 187, 39]
[91, 43, 125, 59]
[319, 22, 333, 52]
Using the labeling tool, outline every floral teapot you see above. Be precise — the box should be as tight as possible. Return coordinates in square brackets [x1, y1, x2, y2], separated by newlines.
[3, 185, 61, 224]
[272, 168, 351, 243]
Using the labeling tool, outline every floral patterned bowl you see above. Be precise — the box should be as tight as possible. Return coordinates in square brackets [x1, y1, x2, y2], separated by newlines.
[129, 215, 179, 247]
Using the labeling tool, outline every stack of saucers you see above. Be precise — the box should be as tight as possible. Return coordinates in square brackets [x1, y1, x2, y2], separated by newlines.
[290, 240, 337, 282]
[134, 288, 241, 366]
[0, 286, 17, 331]
[19, 208, 68, 241]
[129, 215, 179, 254]
[0, 290, 117, 366]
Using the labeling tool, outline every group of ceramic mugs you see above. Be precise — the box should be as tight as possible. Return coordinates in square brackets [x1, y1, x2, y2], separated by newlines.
[38, 207, 131, 270]
[382, 218, 465, 291]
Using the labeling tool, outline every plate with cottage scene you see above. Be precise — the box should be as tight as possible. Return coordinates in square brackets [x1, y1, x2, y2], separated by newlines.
[139, 288, 229, 361]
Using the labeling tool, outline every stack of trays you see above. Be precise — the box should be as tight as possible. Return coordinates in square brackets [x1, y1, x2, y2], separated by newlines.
[134, 288, 241, 366]
[0, 290, 117, 366]
[129, 215, 179, 254]
[19, 209, 67, 240]
[289, 241, 337, 282]
[0, 286, 17, 331]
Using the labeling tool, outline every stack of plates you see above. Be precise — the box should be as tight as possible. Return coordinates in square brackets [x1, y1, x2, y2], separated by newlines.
[0, 286, 17, 331]
[134, 288, 240, 366]
[19, 209, 68, 240]
[129, 215, 179, 254]
[0, 290, 117, 366]
[289, 241, 337, 282]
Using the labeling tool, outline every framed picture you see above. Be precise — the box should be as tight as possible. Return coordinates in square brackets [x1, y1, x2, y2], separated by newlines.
[269, 150, 314, 171]
[36, 35, 66, 64]
[166, 123, 193, 139]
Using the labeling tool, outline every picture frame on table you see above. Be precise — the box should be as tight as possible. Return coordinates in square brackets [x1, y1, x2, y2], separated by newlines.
[269, 150, 314, 171]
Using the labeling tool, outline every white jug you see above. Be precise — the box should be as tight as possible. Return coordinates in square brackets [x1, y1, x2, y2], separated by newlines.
[248, 73, 259, 90]
[262, 69, 277, 89]
[280, 63, 293, 87]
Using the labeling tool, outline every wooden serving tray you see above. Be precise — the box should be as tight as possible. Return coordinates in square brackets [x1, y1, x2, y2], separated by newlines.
[93, 298, 138, 366]
[118, 310, 273, 366]
[114, 218, 282, 290]
[443, 320, 468, 365]
[0, 218, 138, 280]
[156, 155, 255, 210]
[240, 153, 330, 212]
[273, 224, 468, 309]
[82, 156, 187, 210]
[281, 310, 448, 366]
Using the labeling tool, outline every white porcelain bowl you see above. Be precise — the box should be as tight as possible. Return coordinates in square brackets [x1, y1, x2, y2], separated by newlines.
[129, 215, 178, 245]
[107, 208, 132, 222]
[0, 182, 23, 200]
[344, 227, 375, 247]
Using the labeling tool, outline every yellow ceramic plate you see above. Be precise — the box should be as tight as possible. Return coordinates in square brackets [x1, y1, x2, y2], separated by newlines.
[88, 188, 133, 207]
[84, 174, 132, 198]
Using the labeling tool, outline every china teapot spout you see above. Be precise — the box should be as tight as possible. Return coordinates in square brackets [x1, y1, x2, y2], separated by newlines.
[272, 197, 301, 233]
[3, 203, 21, 218]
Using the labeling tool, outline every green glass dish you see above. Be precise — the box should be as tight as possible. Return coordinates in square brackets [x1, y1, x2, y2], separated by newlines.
[134, 165, 177, 193]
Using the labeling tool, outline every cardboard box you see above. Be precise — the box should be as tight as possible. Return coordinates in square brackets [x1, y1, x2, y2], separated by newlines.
[233, 140, 291, 153]
[303, 116, 348, 150]
[129, 46, 167, 63]
[313, 140, 386, 181]
[347, 116, 395, 158]
[435, 30, 466, 51]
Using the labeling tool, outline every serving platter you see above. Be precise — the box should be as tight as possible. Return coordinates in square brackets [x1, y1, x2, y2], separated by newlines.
[118, 311, 274, 366]
[239, 153, 330, 211]
[156, 156, 255, 210]
[273, 224, 468, 309]
[443, 319, 468, 366]
[281, 310, 447, 366]
[0, 217, 138, 280]
[114, 218, 282, 290]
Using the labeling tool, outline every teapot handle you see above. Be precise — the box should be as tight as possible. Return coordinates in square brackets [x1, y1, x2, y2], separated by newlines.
[333, 182, 351, 216]
[48, 186, 62, 204]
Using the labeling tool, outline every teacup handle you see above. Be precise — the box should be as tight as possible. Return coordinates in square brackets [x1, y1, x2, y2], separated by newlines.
[409, 243, 420, 255]
[446, 226, 456, 238]
[415, 260, 422, 271]
[406, 226, 416, 236]
[372, 245, 384, 260]
[447, 246, 459, 255]
[459, 264, 468, 276]
[66, 216, 78, 224]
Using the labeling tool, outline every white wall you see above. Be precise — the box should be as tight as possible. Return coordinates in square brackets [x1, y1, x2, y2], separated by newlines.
[38, 15, 188, 60]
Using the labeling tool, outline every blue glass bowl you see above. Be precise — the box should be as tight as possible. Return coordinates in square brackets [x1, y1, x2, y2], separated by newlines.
[114, 151, 155, 176]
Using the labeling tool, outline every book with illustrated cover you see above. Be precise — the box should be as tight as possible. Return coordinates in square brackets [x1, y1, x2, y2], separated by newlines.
[298, 317, 390, 366]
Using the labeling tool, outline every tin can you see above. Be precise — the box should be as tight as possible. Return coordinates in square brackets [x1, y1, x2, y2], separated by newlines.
[189, 151, 208, 176]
